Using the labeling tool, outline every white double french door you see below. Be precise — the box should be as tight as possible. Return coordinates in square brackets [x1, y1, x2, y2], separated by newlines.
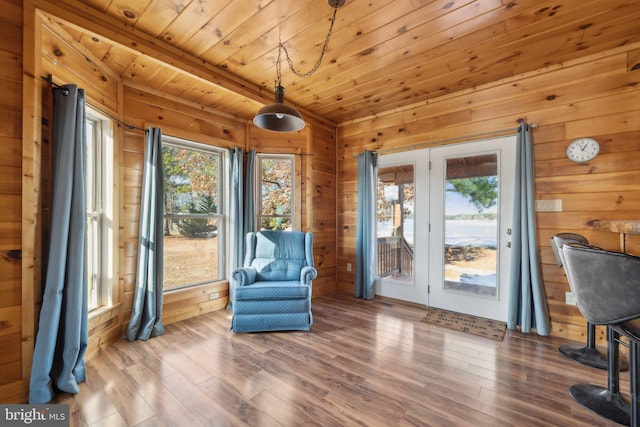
[375, 136, 515, 322]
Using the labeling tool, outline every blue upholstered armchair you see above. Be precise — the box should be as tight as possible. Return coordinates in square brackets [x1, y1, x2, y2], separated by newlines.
[231, 231, 317, 333]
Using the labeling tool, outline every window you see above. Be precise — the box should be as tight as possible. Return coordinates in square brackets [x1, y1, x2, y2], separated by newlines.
[258, 155, 295, 230]
[85, 110, 113, 311]
[162, 136, 224, 291]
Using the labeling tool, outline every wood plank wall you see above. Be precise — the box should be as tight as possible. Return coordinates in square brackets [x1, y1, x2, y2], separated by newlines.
[5, 0, 338, 403]
[308, 124, 338, 297]
[0, 0, 25, 402]
[337, 43, 640, 343]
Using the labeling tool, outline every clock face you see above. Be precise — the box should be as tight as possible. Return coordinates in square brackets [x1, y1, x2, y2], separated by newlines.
[566, 138, 600, 162]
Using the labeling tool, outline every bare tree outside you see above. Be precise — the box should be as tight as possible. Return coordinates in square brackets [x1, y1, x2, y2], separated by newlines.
[259, 156, 294, 230]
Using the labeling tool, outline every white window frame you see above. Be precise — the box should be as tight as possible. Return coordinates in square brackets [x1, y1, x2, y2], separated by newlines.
[161, 135, 226, 290]
[86, 108, 114, 311]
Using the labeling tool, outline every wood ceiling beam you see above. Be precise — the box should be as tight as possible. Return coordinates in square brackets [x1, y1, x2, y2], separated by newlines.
[32, 0, 336, 128]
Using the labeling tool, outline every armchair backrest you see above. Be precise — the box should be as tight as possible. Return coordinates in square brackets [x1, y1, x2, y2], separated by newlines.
[244, 231, 314, 281]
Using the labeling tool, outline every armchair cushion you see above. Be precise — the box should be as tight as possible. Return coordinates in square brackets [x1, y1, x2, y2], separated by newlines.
[234, 281, 311, 301]
[252, 258, 306, 282]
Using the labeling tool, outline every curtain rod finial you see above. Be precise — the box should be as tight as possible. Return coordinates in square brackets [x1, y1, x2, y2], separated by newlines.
[516, 118, 538, 128]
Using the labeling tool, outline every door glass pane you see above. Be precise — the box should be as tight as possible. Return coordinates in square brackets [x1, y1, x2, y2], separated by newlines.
[377, 165, 414, 281]
[444, 154, 498, 298]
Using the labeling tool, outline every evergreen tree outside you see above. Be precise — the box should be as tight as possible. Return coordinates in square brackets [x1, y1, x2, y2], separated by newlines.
[175, 194, 218, 238]
[446, 177, 498, 214]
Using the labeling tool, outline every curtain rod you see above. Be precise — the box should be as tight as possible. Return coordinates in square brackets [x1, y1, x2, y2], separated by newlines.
[353, 121, 538, 158]
[249, 149, 314, 157]
[41, 76, 146, 132]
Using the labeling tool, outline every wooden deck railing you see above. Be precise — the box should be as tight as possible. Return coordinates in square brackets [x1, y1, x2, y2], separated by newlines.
[377, 236, 414, 278]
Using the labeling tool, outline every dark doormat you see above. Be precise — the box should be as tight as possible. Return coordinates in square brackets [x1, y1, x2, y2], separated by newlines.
[420, 307, 507, 341]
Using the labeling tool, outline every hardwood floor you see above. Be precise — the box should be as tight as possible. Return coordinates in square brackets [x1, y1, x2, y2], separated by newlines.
[55, 295, 624, 426]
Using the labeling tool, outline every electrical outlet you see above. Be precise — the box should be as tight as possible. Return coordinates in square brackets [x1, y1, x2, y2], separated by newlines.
[347, 263, 352, 272]
[209, 292, 220, 300]
[565, 291, 577, 305]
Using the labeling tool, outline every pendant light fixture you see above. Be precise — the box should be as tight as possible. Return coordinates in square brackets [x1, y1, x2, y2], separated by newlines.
[253, 0, 346, 132]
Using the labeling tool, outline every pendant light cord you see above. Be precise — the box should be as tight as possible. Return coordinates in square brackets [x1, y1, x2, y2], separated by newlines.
[276, 3, 340, 85]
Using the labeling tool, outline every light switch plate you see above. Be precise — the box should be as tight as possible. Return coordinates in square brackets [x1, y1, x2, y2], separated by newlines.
[535, 199, 562, 212]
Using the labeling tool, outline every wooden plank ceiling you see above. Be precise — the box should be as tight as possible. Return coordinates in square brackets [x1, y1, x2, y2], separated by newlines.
[43, 0, 640, 126]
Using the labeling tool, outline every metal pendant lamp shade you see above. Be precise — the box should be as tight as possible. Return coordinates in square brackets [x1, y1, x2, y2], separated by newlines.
[253, 85, 305, 132]
[254, 0, 345, 132]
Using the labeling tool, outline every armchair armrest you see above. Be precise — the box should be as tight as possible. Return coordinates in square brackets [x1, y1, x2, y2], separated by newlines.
[300, 266, 318, 285]
[232, 267, 257, 286]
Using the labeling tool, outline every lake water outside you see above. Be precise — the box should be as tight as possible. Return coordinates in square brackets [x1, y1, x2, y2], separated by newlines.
[377, 218, 497, 288]
[445, 218, 497, 290]
[378, 218, 496, 246]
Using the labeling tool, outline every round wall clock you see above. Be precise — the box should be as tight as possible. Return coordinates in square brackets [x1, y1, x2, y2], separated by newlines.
[566, 137, 600, 162]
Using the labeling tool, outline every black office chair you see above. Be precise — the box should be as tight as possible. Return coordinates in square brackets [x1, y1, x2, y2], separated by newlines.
[563, 243, 640, 426]
[551, 233, 609, 370]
